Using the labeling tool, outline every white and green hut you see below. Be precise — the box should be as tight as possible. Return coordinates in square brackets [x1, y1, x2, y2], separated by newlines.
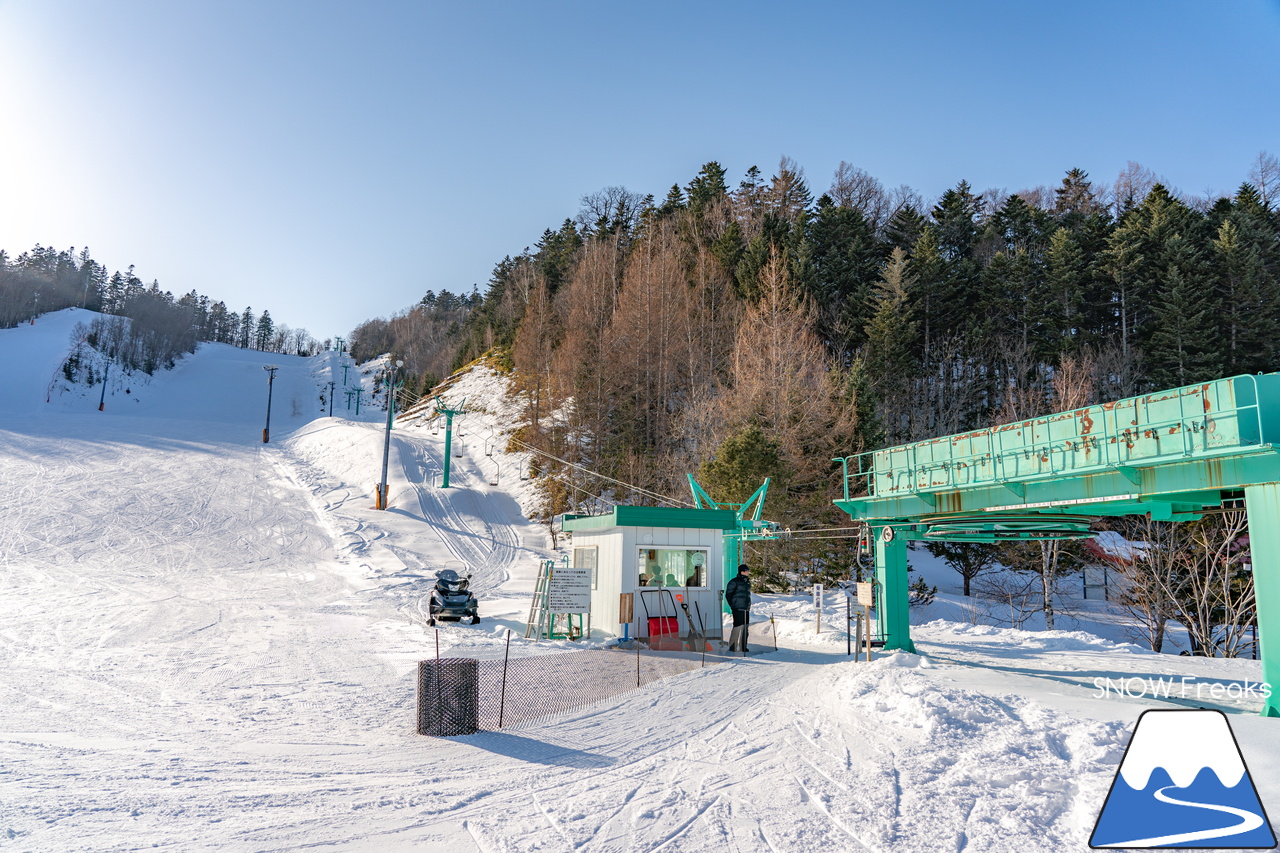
[561, 505, 738, 640]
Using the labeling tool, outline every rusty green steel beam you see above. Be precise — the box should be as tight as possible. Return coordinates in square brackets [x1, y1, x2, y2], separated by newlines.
[834, 373, 1280, 715]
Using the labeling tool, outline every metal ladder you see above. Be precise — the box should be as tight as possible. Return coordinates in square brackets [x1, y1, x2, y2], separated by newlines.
[524, 559, 553, 639]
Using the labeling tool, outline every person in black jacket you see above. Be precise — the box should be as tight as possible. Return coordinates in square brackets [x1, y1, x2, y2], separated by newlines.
[725, 564, 751, 653]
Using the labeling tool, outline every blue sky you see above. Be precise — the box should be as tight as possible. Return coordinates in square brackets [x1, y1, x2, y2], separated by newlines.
[2, 0, 1278, 341]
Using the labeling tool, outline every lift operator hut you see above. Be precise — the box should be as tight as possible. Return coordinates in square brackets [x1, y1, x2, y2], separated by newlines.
[561, 506, 737, 640]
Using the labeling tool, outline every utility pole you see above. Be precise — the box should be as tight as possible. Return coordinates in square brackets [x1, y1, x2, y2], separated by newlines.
[345, 389, 354, 410]
[327, 381, 336, 416]
[262, 365, 278, 442]
[341, 361, 351, 386]
[334, 336, 345, 355]
[376, 360, 405, 510]
[435, 395, 466, 488]
[31, 291, 39, 325]
[353, 387, 365, 415]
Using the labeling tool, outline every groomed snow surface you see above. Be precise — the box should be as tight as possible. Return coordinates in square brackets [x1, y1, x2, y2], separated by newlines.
[2, 310, 1277, 852]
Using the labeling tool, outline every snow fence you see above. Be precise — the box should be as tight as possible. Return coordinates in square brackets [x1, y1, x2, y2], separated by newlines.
[417, 647, 738, 736]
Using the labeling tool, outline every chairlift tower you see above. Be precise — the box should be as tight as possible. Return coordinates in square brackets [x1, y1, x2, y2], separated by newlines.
[434, 395, 466, 488]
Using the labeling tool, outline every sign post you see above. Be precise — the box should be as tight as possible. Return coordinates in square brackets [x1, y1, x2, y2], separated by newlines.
[857, 582, 874, 661]
[814, 583, 824, 633]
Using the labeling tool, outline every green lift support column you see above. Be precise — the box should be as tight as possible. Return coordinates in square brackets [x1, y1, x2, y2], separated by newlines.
[874, 527, 915, 653]
[434, 395, 466, 489]
[1246, 482, 1280, 717]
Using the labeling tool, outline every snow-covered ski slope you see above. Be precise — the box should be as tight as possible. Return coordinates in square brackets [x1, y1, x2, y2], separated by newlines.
[2, 310, 1278, 852]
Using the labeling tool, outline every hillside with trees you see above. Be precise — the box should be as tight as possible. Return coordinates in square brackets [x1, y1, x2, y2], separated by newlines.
[0, 246, 321, 376]
[328, 153, 1280, 583]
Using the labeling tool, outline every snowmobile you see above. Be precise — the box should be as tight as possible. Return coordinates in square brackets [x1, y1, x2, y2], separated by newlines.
[426, 569, 480, 625]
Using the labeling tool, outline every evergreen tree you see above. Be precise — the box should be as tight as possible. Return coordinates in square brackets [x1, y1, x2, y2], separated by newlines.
[1102, 185, 1202, 362]
[1213, 196, 1280, 374]
[767, 157, 814, 222]
[863, 248, 918, 443]
[864, 248, 917, 377]
[884, 203, 926, 252]
[932, 180, 984, 262]
[686, 161, 728, 220]
[806, 195, 884, 354]
[1147, 236, 1220, 388]
[1043, 227, 1087, 350]
[907, 226, 946, 361]
[1053, 167, 1105, 218]
[658, 184, 686, 218]
[534, 219, 582, 294]
[930, 181, 985, 344]
[240, 307, 255, 348]
[697, 424, 785, 508]
[255, 310, 275, 351]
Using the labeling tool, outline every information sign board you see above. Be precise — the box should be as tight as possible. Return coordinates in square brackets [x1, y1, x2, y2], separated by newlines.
[856, 581, 874, 607]
[548, 567, 592, 613]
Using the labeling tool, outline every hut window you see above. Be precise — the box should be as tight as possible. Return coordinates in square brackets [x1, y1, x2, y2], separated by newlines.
[573, 546, 599, 589]
[637, 548, 708, 587]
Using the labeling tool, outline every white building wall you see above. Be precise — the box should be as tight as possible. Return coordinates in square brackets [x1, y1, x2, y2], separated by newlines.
[575, 525, 727, 640]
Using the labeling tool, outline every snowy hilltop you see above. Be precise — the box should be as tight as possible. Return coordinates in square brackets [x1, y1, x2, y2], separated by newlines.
[2, 309, 1278, 852]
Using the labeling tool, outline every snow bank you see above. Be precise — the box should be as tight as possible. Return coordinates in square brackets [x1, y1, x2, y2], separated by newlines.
[917, 619, 1150, 655]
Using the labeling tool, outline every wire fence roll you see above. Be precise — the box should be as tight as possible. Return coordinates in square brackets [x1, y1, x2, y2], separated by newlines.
[417, 646, 735, 736]
[417, 658, 480, 736]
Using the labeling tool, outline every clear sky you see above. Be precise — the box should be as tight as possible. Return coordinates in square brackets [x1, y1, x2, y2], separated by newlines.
[2, 0, 1278, 341]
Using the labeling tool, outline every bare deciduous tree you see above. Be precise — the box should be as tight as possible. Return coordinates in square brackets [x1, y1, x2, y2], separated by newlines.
[1248, 150, 1280, 210]
[1109, 512, 1256, 657]
[1111, 161, 1161, 213]
[829, 162, 891, 229]
[720, 249, 858, 492]
[1098, 518, 1175, 652]
[511, 276, 559, 431]
[975, 570, 1041, 629]
[575, 186, 647, 236]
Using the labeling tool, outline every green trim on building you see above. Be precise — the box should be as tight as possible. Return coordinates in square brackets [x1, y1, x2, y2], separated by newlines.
[563, 506, 738, 532]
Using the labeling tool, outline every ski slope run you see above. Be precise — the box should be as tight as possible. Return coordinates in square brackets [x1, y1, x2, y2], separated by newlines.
[3, 310, 1278, 852]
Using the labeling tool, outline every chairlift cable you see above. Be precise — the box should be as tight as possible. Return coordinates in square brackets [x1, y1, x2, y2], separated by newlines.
[500, 433, 691, 508]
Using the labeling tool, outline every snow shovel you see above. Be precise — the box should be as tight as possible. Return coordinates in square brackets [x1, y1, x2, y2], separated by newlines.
[675, 593, 711, 652]
[640, 589, 683, 651]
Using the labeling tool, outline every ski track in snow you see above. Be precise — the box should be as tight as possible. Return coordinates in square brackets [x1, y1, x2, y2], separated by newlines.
[2, 311, 1276, 852]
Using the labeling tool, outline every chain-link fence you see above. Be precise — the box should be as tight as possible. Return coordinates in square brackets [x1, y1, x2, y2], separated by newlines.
[418, 641, 737, 736]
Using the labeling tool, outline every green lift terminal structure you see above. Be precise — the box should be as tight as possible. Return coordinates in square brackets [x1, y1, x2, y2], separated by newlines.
[834, 373, 1280, 717]
[688, 476, 781, 611]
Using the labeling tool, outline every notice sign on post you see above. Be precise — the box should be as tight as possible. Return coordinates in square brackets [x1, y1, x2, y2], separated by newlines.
[548, 568, 592, 613]
[856, 582, 874, 607]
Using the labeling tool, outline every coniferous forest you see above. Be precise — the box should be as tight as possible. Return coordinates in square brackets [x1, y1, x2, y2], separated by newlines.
[352, 155, 1280, 581]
